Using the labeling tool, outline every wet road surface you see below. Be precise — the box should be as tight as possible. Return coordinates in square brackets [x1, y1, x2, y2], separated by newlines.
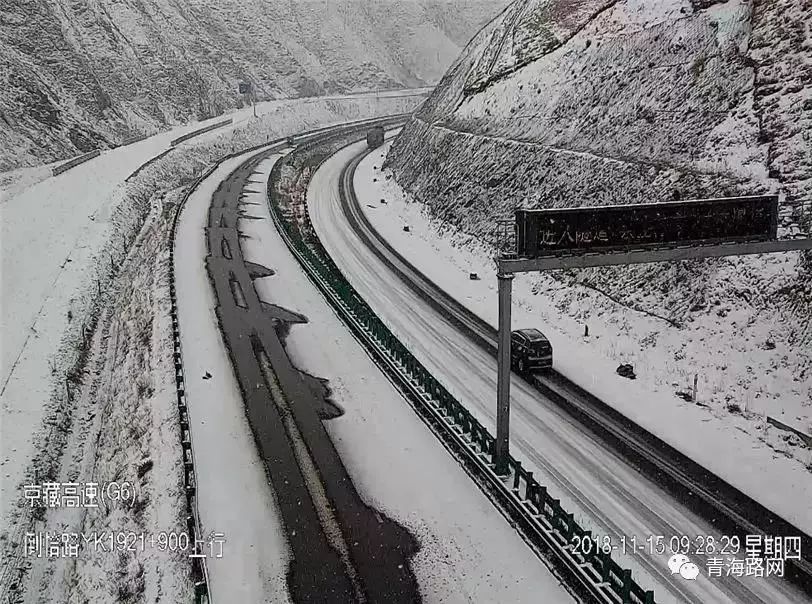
[204, 150, 422, 603]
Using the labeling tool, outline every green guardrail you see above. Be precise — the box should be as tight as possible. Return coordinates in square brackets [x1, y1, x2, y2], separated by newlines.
[267, 135, 657, 604]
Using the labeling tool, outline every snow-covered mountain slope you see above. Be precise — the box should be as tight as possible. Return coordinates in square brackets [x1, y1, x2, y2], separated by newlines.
[0, 0, 505, 171]
[385, 1, 812, 435]
[390, 0, 811, 225]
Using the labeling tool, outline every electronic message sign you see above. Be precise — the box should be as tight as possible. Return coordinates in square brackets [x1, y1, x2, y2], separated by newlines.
[514, 195, 778, 258]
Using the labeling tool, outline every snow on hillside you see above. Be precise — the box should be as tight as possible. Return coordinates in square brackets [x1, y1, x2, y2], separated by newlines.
[365, 142, 812, 536]
[385, 1, 812, 470]
[0, 95, 424, 603]
[0, 0, 506, 171]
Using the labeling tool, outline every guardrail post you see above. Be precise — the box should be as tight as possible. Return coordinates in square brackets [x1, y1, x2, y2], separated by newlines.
[563, 512, 575, 540]
[600, 551, 612, 584]
[524, 471, 534, 501]
[460, 407, 470, 434]
[621, 568, 632, 602]
[551, 499, 563, 531]
[494, 271, 514, 475]
[580, 529, 592, 561]
[512, 460, 522, 491]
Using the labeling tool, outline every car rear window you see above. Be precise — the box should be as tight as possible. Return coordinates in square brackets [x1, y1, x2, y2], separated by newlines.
[532, 340, 551, 354]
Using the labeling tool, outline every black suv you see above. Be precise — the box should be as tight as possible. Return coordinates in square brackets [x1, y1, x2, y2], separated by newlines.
[511, 328, 553, 374]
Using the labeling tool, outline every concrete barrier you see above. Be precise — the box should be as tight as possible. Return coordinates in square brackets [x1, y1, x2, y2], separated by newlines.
[125, 148, 174, 183]
[51, 149, 101, 176]
[121, 132, 148, 146]
[170, 118, 234, 147]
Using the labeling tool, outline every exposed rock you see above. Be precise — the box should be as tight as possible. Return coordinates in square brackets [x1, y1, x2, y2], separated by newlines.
[0, 0, 508, 170]
[386, 0, 811, 330]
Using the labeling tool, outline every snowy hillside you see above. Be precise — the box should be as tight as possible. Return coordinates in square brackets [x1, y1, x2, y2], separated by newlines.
[0, 95, 427, 604]
[386, 1, 812, 454]
[0, 0, 505, 171]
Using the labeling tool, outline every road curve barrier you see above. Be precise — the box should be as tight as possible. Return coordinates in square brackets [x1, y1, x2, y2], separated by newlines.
[121, 133, 149, 146]
[171, 118, 234, 147]
[51, 150, 101, 176]
[265, 128, 657, 604]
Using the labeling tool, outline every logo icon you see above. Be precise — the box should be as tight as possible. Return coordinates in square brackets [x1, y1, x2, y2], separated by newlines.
[668, 553, 699, 581]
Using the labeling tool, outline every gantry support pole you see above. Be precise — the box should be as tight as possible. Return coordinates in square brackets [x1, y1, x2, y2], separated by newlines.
[495, 270, 514, 476]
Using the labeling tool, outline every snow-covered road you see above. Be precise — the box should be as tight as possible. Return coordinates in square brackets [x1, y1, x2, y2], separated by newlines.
[307, 138, 807, 604]
[1, 129, 180, 536]
[0, 91, 429, 544]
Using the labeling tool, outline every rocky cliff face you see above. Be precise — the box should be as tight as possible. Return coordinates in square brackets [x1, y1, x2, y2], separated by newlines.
[0, 0, 505, 170]
[390, 0, 811, 228]
[386, 0, 811, 320]
[385, 0, 812, 407]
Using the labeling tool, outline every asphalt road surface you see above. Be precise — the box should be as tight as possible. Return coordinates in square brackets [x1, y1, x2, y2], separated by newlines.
[204, 149, 422, 603]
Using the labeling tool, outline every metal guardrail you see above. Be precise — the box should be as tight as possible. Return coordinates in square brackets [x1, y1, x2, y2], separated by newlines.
[170, 119, 234, 147]
[168, 163, 225, 604]
[766, 416, 812, 448]
[51, 150, 101, 176]
[265, 135, 657, 604]
[287, 113, 412, 147]
[125, 149, 174, 183]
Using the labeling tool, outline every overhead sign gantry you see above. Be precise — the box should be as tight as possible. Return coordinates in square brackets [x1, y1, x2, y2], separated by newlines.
[493, 195, 812, 474]
[515, 195, 778, 256]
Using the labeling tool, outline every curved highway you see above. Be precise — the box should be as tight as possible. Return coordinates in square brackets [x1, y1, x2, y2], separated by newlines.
[201, 148, 421, 603]
[306, 137, 807, 604]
